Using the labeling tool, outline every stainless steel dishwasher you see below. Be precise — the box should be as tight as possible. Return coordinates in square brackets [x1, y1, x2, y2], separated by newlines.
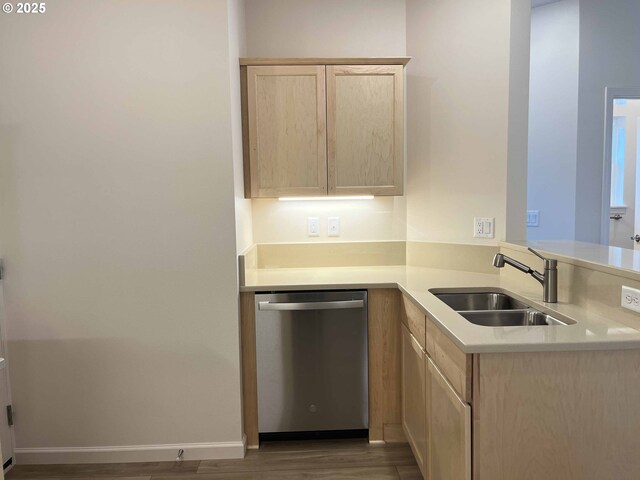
[255, 290, 368, 438]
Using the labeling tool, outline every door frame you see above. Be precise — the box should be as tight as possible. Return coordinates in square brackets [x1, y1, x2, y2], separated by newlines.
[601, 87, 640, 245]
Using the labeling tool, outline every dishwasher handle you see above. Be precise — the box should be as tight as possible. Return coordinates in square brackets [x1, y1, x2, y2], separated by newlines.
[258, 299, 365, 311]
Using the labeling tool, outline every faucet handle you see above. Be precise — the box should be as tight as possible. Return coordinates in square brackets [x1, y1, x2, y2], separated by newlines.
[528, 247, 557, 269]
[527, 247, 547, 260]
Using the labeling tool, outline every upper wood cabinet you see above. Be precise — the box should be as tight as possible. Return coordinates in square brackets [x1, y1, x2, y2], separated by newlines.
[244, 65, 327, 198]
[327, 65, 404, 195]
[240, 58, 409, 198]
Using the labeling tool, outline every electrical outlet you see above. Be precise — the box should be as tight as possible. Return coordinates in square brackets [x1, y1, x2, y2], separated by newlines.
[473, 217, 494, 238]
[328, 217, 340, 237]
[307, 217, 320, 237]
[621, 286, 640, 313]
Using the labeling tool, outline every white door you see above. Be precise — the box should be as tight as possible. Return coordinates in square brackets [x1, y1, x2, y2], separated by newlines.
[633, 117, 640, 251]
[605, 92, 640, 249]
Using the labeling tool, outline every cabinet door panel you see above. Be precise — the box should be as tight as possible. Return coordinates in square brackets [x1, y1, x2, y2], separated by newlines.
[401, 294, 426, 350]
[428, 357, 471, 480]
[246, 66, 327, 197]
[425, 316, 472, 402]
[327, 65, 403, 196]
[401, 325, 426, 478]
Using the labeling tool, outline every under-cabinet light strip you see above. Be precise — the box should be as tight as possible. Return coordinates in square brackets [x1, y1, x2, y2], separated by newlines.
[278, 196, 374, 201]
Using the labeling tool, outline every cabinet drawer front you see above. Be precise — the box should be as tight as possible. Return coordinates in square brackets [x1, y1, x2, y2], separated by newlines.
[401, 294, 426, 349]
[428, 357, 471, 480]
[426, 315, 472, 402]
[326, 65, 404, 196]
[401, 324, 426, 477]
[246, 65, 327, 197]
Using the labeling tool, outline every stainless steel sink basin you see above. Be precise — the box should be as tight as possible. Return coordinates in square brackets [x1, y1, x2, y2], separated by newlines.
[460, 310, 573, 327]
[433, 292, 530, 311]
[430, 288, 576, 327]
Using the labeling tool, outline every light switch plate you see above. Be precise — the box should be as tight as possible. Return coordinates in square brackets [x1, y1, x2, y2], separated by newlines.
[308, 217, 320, 237]
[473, 217, 494, 238]
[527, 210, 540, 227]
[328, 217, 340, 237]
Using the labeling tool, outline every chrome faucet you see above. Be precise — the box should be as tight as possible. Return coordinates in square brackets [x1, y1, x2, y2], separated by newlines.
[492, 248, 558, 303]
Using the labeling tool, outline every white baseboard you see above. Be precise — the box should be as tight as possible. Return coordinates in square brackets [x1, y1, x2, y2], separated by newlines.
[14, 438, 246, 465]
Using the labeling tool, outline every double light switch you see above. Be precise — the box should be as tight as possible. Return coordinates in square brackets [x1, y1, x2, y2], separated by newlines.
[308, 217, 340, 237]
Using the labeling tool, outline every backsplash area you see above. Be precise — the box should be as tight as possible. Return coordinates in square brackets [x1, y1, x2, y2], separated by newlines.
[240, 241, 498, 272]
[250, 197, 406, 244]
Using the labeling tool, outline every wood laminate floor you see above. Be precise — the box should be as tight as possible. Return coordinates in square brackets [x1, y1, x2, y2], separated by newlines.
[6, 439, 421, 480]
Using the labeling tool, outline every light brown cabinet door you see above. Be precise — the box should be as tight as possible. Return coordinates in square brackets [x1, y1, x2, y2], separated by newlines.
[246, 66, 327, 197]
[326, 65, 404, 196]
[427, 357, 471, 480]
[401, 324, 427, 478]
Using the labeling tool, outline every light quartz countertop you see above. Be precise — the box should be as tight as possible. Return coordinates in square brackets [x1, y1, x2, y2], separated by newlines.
[242, 265, 640, 354]
[505, 240, 640, 279]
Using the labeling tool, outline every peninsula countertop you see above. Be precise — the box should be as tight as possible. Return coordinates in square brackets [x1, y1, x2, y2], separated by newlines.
[241, 265, 640, 354]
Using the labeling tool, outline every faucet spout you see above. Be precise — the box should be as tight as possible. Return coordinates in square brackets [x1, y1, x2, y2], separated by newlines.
[491, 249, 558, 303]
[492, 253, 537, 277]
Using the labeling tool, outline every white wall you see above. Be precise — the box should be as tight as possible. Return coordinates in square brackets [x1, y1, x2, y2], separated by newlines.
[506, 0, 533, 242]
[527, 0, 579, 240]
[575, 0, 640, 243]
[0, 0, 243, 460]
[405, 0, 530, 245]
[244, 0, 406, 57]
[244, 0, 408, 244]
[228, 0, 253, 253]
[252, 198, 406, 243]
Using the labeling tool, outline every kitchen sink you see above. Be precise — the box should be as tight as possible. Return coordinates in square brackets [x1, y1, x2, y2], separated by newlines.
[430, 288, 576, 327]
[460, 310, 572, 327]
[433, 292, 530, 311]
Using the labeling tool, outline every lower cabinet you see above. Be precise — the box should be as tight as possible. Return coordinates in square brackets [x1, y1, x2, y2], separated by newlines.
[427, 357, 471, 480]
[402, 324, 471, 480]
[400, 297, 640, 480]
[401, 324, 427, 475]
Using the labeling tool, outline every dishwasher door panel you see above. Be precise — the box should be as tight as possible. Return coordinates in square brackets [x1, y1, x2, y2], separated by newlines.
[255, 291, 368, 433]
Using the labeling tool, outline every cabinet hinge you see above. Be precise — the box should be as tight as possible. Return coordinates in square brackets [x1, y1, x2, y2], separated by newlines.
[0, 260, 4, 280]
[6, 405, 13, 426]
